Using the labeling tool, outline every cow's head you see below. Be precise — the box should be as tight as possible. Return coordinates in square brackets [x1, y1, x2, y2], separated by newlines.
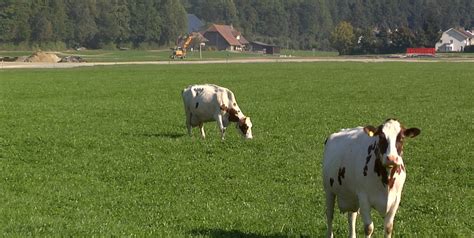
[222, 104, 253, 139]
[237, 117, 253, 139]
[364, 119, 420, 167]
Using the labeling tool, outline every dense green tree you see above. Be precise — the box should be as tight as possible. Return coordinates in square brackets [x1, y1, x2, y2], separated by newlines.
[284, 0, 301, 49]
[12, 2, 31, 44]
[128, 0, 162, 47]
[30, 1, 55, 43]
[420, 8, 442, 47]
[353, 27, 378, 54]
[94, 0, 130, 48]
[48, 0, 68, 42]
[390, 26, 415, 53]
[0, 0, 17, 42]
[159, 0, 187, 45]
[114, 0, 131, 46]
[66, 0, 98, 47]
[0, 0, 472, 50]
[254, 0, 288, 39]
[330, 21, 355, 55]
[235, 0, 258, 36]
[221, 0, 238, 25]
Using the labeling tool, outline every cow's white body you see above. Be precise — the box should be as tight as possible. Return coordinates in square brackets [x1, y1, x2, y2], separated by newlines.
[182, 84, 252, 139]
[323, 119, 420, 238]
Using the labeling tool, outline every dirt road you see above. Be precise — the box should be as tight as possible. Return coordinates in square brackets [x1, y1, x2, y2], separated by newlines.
[2, 57, 473, 69]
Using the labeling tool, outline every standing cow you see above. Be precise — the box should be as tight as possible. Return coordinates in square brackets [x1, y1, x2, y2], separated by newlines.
[323, 119, 420, 238]
[182, 84, 253, 140]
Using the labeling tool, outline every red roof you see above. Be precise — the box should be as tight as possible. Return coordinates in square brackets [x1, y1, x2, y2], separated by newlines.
[205, 24, 248, 46]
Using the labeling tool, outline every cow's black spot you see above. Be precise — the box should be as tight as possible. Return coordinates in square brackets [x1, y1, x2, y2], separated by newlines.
[363, 154, 371, 176]
[378, 134, 388, 155]
[365, 155, 371, 164]
[337, 167, 345, 185]
[195, 102, 199, 109]
[367, 141, 377, 154]
[330, 178, 334, 187]
[374, 157, 388, 186]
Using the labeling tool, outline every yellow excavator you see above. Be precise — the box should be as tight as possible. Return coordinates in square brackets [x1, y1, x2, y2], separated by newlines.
[171, 35, 193, 59]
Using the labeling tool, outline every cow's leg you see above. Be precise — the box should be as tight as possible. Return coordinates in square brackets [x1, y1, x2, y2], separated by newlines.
[384, 215, 394, 238]
[348, 211, 358, 238]
[359, 195, 374, 238]
[216, 114, 226, 140]
[186, 112, 192, 136]
[325, 192, 335, 238]
[384, 199, 400, 238]
[199, 123, 206, 139]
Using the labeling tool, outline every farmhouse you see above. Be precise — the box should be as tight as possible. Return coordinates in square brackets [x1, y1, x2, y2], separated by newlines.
[435, 28, 474, 52]
[249, 41, 280, 55]
[202, 24, 249, 51]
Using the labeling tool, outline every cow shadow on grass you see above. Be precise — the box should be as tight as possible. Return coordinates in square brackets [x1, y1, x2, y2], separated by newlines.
[123, 132, 186, 139]
[189, 228, 310, 238]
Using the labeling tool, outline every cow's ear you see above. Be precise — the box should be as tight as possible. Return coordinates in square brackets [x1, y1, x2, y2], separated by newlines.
[364, 125, 377, 137]
[404, 128, 420, 138]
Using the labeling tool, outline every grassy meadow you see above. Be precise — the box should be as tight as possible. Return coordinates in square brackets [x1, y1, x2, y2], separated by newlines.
[0, 62, 472, 236]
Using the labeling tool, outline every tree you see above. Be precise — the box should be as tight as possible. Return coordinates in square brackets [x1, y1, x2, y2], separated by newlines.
[0, 0, 18, 42]
[66, 0, 98, 47]
[159, 0, 187, 45]
[254, 0, 288, 38]
[420, 5, 442, 47]
[0, 0, 471, 51]
[330, 21, 355, 55]
[128, 0, 162, 47]
[235, 0, 258, 37]
[12, 2, 31, 44]
[113, 0, 131, 46]
[353, 27, 378, 54]
[94, 0, 130, 48]
[221, 0, 238, 25]
[48, 0, 69, 43]
[390, 26, 415, 53]
[298, 0, 321, 49]
[30, 1, 54, 43]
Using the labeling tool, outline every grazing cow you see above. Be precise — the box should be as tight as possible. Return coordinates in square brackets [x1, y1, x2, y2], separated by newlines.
[323, 119, 420, 238]
[182, 84, 253, 140]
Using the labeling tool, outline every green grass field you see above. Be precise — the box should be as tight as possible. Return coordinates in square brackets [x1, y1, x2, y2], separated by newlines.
[0, 62, 472, 236]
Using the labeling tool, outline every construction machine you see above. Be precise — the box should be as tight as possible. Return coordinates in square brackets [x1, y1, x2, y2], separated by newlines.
[171, 35, 193, 59]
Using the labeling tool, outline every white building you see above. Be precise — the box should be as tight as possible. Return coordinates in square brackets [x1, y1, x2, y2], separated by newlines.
[435, 28, 474, 52]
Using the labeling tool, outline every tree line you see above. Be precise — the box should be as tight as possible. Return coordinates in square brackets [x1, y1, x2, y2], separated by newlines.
[330, 21, 444, 55]
[0, 0, 472, 51]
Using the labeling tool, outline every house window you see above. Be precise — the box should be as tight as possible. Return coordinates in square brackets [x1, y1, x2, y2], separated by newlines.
[450, 40, 454, 44]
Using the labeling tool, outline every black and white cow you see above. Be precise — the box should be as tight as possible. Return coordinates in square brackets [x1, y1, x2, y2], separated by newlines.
[323, 119, 420, 238]
[182, 84, 253, 140]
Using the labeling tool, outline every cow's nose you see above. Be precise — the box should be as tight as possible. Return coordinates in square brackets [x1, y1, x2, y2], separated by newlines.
[386, 155, 398, 166]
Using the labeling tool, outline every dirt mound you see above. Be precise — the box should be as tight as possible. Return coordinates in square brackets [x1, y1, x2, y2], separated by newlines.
[25, 51, 61, 63]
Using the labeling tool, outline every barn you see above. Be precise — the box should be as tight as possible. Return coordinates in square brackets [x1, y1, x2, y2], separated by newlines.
[249, 41, 280, 55]
[202, 24, 249, 51]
